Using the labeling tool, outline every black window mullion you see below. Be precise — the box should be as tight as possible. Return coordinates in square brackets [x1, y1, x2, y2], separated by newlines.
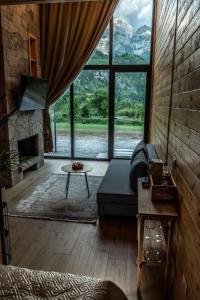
[144, 71, 151, 143]
[109, 18, 113, 66]
[110, 65, 151, 72]
[108, 70, 115, 159]
[70, 84, 75, 158]
[108, 17, 114, 159]
[53, 106, 57, 153]
[84, 65, 109, 70]
[84, 65, 150, 73]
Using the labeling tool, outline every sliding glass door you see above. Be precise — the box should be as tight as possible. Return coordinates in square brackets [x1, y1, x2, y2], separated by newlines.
[49, 70, 148, 159]
[74, 70, 109, 158]
[114, 72, 146, 157]
[50, 89, 71, 157]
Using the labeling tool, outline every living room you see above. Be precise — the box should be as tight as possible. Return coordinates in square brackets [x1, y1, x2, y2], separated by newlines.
[0, 0, 200, 300]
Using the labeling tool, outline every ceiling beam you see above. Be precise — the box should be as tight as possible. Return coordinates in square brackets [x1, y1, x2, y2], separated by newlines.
[0, 0, 103, 4]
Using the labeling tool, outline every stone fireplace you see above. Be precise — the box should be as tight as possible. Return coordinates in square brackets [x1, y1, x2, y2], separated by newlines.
[8, 110, 44, 186]
[0, 5, 44, 187]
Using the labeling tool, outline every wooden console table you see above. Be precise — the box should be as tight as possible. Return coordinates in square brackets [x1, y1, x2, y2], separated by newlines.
[137, 178, 178, 294]
[0, 188, 11, 264]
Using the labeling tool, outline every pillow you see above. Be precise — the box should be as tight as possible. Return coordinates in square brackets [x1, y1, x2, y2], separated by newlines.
[133, 148, 148, 163]
[129, 159, 148, 191]
[131, 141, 148, 164]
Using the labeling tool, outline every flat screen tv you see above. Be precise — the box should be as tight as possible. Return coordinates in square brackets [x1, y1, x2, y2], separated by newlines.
[18, 75, 48, 111]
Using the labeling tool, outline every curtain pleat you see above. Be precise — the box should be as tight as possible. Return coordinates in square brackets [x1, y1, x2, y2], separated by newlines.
[41, 0, 118, 152]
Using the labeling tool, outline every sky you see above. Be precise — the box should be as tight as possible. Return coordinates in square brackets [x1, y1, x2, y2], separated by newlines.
[115, 0, 153, 28]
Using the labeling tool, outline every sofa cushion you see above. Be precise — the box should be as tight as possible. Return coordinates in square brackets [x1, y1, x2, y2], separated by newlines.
[97, 159, 137, 205]
[129, 159, 148, 191]
[133, 148, 147, 163]
[131, 140, 148, 164]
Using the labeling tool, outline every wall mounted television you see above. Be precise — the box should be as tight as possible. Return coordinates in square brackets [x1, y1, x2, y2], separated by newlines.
[18, 75, 48, 111]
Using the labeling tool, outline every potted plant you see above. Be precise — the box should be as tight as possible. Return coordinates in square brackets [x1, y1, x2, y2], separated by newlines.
[0, 96, 18, 264]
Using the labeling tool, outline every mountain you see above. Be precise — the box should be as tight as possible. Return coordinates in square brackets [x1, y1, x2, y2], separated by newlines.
[73, 20, 151, 104]
[113, 19, 151, 61]
[90, 19, 151, 64]
[113, 18, 135, 56]
[131, 25, 151, 59]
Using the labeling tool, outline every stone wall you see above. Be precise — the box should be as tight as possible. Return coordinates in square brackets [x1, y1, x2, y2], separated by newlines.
[0, 12, 10, 187]
[0, 5, 44, 186]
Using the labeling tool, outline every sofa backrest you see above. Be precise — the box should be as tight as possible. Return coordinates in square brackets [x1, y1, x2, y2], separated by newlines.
[146, 144, 158, 162]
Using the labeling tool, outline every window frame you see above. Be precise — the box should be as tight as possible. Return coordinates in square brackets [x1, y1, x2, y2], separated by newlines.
[46, 1, 155, 160]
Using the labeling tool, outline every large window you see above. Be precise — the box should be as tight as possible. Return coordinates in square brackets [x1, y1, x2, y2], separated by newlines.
[49, 0, 153, 159]
[114, 72, 146, 157]
[74, 70, 109, 158]
[50, 89, 71, 156]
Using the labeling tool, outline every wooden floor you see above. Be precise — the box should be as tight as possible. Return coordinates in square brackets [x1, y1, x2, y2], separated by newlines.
[5, 159, 163, 300]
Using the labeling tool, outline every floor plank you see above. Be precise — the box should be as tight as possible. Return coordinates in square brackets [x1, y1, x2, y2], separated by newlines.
[4, 159, 163, 299]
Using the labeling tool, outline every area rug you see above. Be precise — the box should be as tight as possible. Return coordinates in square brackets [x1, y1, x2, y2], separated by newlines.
[9, 174, 103, 224]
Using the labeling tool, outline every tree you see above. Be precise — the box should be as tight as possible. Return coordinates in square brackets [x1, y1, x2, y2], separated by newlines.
[92, 88, 108, 119]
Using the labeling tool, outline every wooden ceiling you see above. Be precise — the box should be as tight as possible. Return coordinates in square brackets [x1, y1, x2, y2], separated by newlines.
[0, 0, 103, 5]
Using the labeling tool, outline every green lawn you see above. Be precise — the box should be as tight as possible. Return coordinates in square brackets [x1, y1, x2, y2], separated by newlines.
[55, 122, 143, 133]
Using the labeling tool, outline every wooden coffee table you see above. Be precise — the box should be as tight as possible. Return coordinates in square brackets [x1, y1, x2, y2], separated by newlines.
[61, 164, 92, 198]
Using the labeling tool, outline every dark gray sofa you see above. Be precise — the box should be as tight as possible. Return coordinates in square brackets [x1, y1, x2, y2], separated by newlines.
[97, 144, 158, 217]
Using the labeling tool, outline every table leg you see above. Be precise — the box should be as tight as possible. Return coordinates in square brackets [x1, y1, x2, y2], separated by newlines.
[136, 260, 142, 293]
[84, 172, 90, 197]
[137, 216, 144, 293]
[164, 221, 173, 297]
[66, 172, 70, 198]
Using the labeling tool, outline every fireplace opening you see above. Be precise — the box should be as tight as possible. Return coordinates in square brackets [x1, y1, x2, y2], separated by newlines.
[18, 135, 39, 158]
[16, 134, 42, 175]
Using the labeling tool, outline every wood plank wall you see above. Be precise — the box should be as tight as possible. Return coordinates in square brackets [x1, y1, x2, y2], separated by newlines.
[151, 0, 200, 299]
[150, 0, 177, 162]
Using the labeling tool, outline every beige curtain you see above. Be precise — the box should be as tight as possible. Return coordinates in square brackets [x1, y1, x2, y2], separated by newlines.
[41, 0, 118, 152]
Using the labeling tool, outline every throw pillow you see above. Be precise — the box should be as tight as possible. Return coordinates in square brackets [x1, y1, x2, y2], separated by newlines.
[133, 148, 148, 163]
[129, 159, 148, 191]
[131, 140, 148, 164]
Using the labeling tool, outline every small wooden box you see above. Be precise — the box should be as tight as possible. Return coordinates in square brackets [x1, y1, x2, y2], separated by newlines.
[150, 159, 164, 179]
[150, 174, 177, 202]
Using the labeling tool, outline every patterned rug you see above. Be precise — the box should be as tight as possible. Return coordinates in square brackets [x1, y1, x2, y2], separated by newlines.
[9, 174, 103, 224]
